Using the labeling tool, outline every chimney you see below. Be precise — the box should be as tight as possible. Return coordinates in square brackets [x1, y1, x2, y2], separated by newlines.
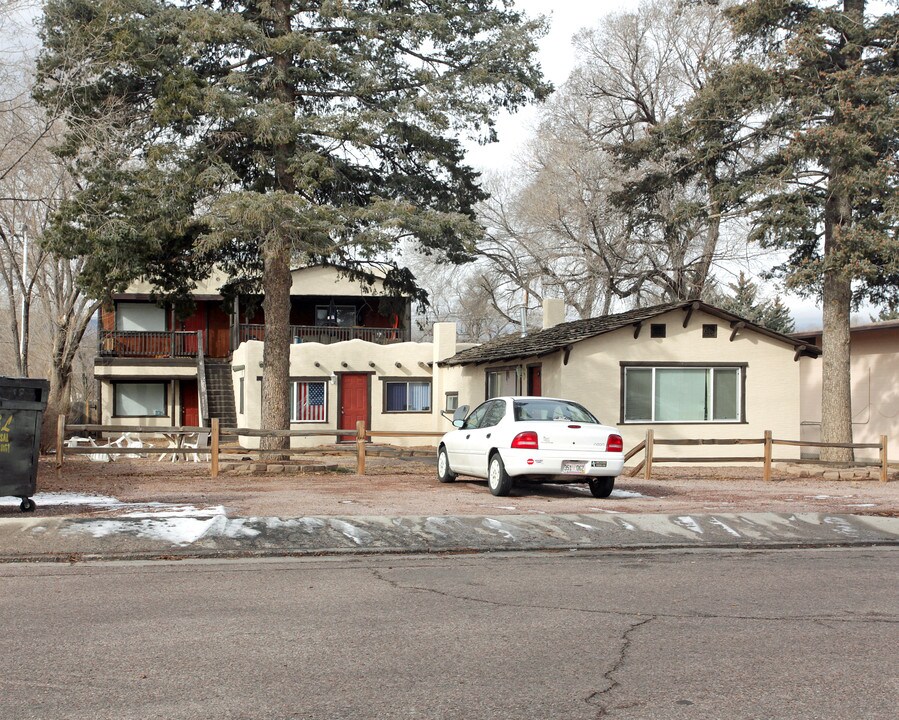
[432, 322, 457, 363]
[543, 298, 565, 329]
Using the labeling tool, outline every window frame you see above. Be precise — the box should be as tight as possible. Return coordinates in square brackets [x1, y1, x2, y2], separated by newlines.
[115, 301, 168, 332]
[112, 381, 169, 418]
[381, 377, 432, 414]
[289, 378, 329, 423]
[444, 392, 459, 413]
[485, 365, 520, 399]
[619, 362, 747, 425]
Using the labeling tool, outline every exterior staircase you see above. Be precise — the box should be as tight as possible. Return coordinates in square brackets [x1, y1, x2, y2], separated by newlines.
[204, 359, 237, 430]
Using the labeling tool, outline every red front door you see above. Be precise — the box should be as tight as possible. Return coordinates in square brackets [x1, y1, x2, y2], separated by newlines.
[528, 366, 542, 396]
[181, 380, 199, 427]
[339, 374, 368, 442]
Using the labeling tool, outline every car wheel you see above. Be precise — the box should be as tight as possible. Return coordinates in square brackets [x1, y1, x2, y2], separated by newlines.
[588, 478, 615, 498]
[487, 453, 513, 497]
[437, 446, 457, 483]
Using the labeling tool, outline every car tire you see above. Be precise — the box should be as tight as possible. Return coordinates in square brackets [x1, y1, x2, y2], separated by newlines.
[588, 478, 615, 498]
[488, 453, 513, 497]
[437, 446, 457, 483]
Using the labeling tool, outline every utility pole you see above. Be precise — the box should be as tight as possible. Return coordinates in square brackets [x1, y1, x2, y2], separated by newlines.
[19, 228, 28, 376]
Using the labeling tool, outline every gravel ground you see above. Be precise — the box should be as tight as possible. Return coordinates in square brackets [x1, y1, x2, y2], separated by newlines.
[4, 452, 896, 520]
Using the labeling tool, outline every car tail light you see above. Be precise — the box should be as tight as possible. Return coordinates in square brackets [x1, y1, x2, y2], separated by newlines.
[511, 431, 539, 449]
[606, 434, 623, 452]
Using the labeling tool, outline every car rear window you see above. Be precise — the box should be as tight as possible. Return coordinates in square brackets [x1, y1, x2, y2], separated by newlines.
[513, 400, 599, 424]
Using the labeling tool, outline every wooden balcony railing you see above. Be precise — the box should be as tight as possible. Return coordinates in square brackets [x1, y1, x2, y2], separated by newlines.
[98, 330, 201, 358]
[239, 324, 410, 345]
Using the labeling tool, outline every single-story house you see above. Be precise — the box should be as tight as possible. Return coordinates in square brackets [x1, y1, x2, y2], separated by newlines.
[438, 299, 821, 459]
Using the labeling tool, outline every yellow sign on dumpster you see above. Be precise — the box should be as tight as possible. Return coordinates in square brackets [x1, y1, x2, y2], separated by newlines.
[0, 414, 11, 453]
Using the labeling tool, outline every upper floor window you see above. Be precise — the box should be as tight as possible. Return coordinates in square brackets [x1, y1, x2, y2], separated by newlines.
[116, 303, 166, 332]
[623, 365, 744, 423]
[315, 305, 356, 327]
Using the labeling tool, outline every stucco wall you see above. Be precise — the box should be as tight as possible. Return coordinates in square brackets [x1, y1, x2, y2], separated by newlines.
[450, 308, 805, 462]
[233, 324, 463, 448]
[799, 326, 899, 461]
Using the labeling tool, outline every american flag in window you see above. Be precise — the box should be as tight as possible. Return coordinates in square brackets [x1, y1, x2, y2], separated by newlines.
[292, 381, 327, 422]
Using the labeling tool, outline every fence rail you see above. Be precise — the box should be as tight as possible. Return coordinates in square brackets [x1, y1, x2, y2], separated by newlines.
[55, 417, 891, 483]
[625, 429, 890, 483]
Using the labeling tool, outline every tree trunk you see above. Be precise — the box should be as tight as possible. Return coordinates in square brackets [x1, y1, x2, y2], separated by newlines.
[260, 235, 292, 451]
[820, 187, 854, 463]
[258, 0, 296, 453]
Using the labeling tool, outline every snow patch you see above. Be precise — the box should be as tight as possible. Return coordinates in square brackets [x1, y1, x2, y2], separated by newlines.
[329, 519, 372, 546]
[483, 517, 516, 540]
[708, 517, 741, 538]
[823, 516, 859, 537]
[573, 521, 595, 531]
[675, 516, 703, 534]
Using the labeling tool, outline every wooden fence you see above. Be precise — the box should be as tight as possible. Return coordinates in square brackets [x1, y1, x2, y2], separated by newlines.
[55, 416, 443, 478]
[55, 416, 891, 483]
[625, 429, 890, 483]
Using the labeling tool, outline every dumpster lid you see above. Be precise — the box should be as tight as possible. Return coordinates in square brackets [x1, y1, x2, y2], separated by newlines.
[0, 377, 50, 407]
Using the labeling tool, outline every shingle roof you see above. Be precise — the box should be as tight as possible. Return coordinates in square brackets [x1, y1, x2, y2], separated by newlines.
[439, 300, 821, 366]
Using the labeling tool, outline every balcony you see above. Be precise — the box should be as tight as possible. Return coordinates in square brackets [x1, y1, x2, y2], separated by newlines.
[239, 324, 410, 345]
[98, 330, 202, 358]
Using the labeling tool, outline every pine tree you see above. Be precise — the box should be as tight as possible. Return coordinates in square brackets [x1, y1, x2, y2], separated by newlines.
[699, 0, 899, 461]
[35, 0, 550, 446]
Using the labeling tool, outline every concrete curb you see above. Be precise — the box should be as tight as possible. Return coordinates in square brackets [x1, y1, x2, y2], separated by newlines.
[0, 512, 897, 563]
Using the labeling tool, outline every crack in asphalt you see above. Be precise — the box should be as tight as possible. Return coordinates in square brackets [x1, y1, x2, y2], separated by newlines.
[367, 569, 898, 625]
[585, 616, 655, 718]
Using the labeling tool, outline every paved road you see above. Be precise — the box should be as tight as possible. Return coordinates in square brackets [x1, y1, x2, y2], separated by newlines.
[2, 548, 897, 719]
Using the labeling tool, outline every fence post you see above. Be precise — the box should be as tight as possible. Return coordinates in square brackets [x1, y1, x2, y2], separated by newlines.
[56, 414, 66, 472]
[356, 420, 366, 475]
[211, 418, 220, 479]
[643, 429, 654, 481]
[881, 435, 889, 483]
[763, 430, 773, 482]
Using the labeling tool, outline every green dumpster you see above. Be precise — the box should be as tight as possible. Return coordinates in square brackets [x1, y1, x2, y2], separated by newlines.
[0, 377, 50, 512]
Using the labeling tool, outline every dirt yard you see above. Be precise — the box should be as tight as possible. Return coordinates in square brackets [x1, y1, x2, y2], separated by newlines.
[4, 451, 896, 520]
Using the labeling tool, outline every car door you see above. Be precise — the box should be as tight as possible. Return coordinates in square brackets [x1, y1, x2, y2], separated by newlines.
[444, 401, 490, 475]
[464, 400, 508, 478]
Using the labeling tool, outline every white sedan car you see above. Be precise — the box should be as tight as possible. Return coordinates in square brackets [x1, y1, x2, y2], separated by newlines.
[438, 396, 625, 497]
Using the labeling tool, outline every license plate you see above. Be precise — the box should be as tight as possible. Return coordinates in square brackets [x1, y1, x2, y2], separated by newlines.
[562, 461, 586, 474]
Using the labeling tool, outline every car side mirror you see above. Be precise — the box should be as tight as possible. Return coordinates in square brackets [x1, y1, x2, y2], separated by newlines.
[452, 419, 465, 428]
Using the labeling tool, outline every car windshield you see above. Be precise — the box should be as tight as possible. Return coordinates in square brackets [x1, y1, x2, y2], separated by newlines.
[513, 399, 599, 424]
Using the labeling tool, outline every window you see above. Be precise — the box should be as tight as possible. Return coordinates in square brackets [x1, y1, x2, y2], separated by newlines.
[623, 366, 743, 423]
[385, 380, 431, 412]
[290, 380, 327, 422]
[650, 323, 666, 338]
[463, 401, 491, 429]
[486, 367, 518, 399]
[238, 376, 245, 415]
[445, 392, 459, 412]
[116, 303, 166, 331]
[702, 324, 718, 338]
[315, 305, 356, 327]
[481, 400, 507, 428]
[114, 382, 167, 417]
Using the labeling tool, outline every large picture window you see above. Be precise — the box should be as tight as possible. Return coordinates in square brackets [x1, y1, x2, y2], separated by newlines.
[385, 380, 431, 412]
[290, 380, 327, 422]
[623, 365, 743, 423]
[116, 303, 166, 331]
[113, 382, 167, 417]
